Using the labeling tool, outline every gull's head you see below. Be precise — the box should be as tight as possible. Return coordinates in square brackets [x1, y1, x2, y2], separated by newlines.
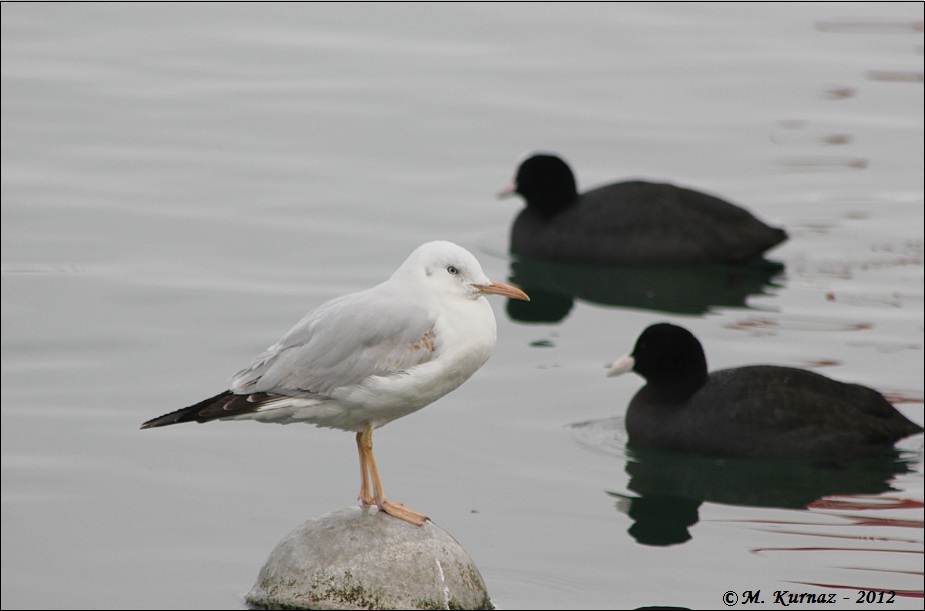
[394, 241, 530, 303]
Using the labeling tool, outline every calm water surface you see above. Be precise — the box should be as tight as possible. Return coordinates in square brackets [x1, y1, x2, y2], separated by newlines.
[2, 3, 923, 609]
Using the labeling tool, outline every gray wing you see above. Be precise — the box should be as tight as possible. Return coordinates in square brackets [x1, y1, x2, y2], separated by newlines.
[230, 286, 438, 399]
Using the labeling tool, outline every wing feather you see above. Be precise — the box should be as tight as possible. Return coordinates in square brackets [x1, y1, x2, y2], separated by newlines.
[143, 283, 441, 428]
[230, 285, 438, 398]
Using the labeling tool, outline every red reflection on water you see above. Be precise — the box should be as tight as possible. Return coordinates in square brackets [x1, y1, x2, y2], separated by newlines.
[841, 515, 924, 528]
[866, 70, 924, 83]
[748, 491, 923, 598]
[821, 134, 853, 144]
[801, 358, 841, 368]
[822, 86, 856, 100]
[881, 391, 924, 405]
[724, 317, 874, 334]
[808, 496, 924, 512]
[774, 156, 869, 170]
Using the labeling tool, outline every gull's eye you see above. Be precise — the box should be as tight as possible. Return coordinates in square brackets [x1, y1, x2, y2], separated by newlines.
[446, 265, 459, 276]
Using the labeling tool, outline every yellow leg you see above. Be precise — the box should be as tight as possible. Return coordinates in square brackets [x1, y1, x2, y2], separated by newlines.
[355, 424, 428, 526]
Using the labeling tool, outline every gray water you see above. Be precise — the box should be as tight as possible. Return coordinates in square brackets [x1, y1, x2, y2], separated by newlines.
[2, 3, 923, 609]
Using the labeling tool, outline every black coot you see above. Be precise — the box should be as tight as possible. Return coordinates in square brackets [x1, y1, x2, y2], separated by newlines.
[608, 323, 923, 459]
[501, 153, 787, 265]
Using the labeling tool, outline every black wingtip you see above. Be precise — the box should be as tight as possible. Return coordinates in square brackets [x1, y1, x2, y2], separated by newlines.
[140, 390, 236, 430]
[140, 418, 168, 430]
[140, 409, 188, 430]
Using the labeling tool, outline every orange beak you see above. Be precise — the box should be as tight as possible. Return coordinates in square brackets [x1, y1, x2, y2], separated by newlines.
[474, 281, 530, 301]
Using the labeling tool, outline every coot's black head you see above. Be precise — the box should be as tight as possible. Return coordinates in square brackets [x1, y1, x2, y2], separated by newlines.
[612, 323, 710, 402]
[509, 153, 579, 216]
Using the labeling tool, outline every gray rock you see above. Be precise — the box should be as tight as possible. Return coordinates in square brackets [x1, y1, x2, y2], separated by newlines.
[246, 506, 493, 610]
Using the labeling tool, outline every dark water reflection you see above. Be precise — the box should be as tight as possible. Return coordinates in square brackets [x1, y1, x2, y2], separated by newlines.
[612, 447, 918, 547]
[505, 255, 784, 322]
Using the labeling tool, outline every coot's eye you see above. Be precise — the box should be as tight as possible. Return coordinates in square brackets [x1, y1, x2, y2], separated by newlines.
[447, 265, 459, 276]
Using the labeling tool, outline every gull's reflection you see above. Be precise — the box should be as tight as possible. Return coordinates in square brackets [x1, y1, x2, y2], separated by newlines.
[505, 255, 785, 323]
[611, 446, 916, 547]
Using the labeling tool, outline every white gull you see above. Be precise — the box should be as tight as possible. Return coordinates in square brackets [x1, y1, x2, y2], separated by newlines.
[142, 240, 529, 525]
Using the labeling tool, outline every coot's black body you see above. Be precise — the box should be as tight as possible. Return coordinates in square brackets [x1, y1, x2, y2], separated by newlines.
[609, 324, 923, 459]
[504, 154, 787, 265]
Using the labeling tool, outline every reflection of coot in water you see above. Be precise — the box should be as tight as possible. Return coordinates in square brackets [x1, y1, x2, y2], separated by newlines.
[608, 323, 924, 459]
[612, 447, 917, 547]
[618, 493, 701, 547]
[505, 285, 574, 323]
[499, 153, 787, 265]
[505, 255, 783, 322]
